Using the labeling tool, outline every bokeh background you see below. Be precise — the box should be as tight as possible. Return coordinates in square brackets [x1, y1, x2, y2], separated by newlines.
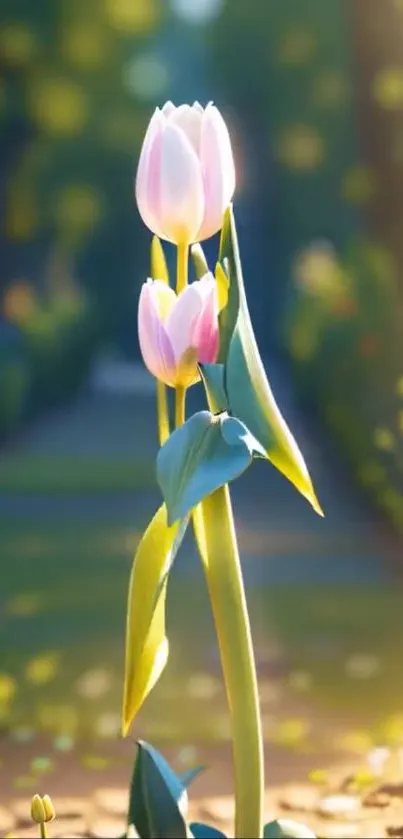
[2, 0, 403, 804]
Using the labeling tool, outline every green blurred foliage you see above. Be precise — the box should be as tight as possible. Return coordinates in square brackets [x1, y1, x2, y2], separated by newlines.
[286, 239, 403, 532]
[0, 0, 167, 433]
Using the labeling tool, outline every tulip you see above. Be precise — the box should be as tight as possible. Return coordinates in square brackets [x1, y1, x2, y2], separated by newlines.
[136, 101, 235, 245]
[138, 273, 219, 388]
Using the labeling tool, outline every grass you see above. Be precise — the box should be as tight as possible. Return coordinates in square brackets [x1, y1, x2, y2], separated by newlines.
[0, 453, 156, 493]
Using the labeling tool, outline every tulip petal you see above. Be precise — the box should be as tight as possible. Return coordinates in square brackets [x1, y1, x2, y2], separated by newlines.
[161, 100, 176, 117]
[198, 104, 236, 241]
[165, 281, 205, 363]
[135, 109, 165, 238]
[194, 280, 219, 364]
[159, 122, 204, 244]
[152, 278, 177, 322]
[138, 281, 176, 386]
[169, 104, 203, 154]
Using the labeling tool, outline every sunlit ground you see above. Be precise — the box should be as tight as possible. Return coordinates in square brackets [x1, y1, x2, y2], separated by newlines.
[2, 514, 403, 757]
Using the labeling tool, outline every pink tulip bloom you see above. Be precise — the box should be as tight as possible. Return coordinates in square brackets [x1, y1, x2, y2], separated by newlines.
[138, 273, 219, 388]
[136, 101, 235, 245]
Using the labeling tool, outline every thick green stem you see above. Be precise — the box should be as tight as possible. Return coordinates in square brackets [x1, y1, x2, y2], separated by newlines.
[40, 823, 47, 839]
[176, 242, 188, 295]
[197, 486, 264, 838]
[174, 244, 189, 428]
[156, 380, 170, 446]
[175, 386, 186, 428]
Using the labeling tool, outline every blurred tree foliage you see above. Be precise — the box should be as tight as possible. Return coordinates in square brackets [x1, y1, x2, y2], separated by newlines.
[208, 0, 403, 530]
[0, 0, 166, 343]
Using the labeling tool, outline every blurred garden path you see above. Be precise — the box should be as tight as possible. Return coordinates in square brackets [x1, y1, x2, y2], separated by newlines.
[2, 353, 403, 830]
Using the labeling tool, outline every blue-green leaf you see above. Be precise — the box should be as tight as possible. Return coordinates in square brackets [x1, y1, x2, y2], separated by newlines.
[157, 410, 264, 524]
[199, 363, 228, 413]
[218, 206, 323, 516]
[128, 741, 188, 838]
[191, 243, 209, 279]
[190, 823, 227, 838]
[264, 819, 316, 838]
[179, 765, 205, 788]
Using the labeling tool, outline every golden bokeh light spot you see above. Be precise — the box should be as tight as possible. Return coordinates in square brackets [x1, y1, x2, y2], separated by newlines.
[3, 281, 37, 324]
[293, 242, 344, 296]
[6, 193, 38, 241]
[29, 79, 88, 136]
[396, 376, 403, 397]
[312, 72, 348, 108]
[0, 24, 37, 66]
[25, 654, 59, 685]
[398, 410, 403, 433]
[104, 0, 159, 33]
[277, 125, 324, 170]
[62, 25, 108, 69]
[100, 111, 145, 151]
[6, 592, 44, 617]
[55, 185, 103, 232]
[341, 167, 377, 204]
[0, 673, 17, 704]
[277, 30, 317, 66]
[374, 427, 396, 452]
[373, 67, 403, 110]
[358, 461, 386, 487]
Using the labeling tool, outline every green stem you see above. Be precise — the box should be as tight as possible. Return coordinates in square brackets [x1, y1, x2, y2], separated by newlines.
[156, 380, 170, 446]
[175, 385, 186, 428]
[176, 242, 188, 295]
[40, 823, 47, 839]
[174, 243, 189, 429]
[197, 486, 264, 838]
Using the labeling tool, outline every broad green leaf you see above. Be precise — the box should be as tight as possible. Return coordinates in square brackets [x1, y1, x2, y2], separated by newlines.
[190, 824, 227, 838]
[122, 505, 188, 735]
[264, 819, 316, 838]
[179, 765, 205, 789]
[151, 235, 169, 283]
[219, 206, 323, 516]
[191, 243, 209, 280]
[199, 363, 228, 413]
[157, 411, 264, 525]
[128, 741, 188, 838]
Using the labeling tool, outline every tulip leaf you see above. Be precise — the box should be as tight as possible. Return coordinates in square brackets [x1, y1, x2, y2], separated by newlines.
[190, 824, 227, 838]
[179, 764, 205, 788]
[157, 410, 264, 525]
[264, 819, 316, 838]
[218, 206, 323, 516]
[151, 235, 169, 283]
[191, 242, 209, 280]
[122, 504, 188, 735]
[215, 261, 229, 312]
[128, 740, 188, 838]
[199, 363, 228, 413]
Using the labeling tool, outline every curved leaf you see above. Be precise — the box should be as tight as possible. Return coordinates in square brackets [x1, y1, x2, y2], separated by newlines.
[191, 243, 209, 280]
[157, 411, 263, 525]
[129, 741, 188, 838]
[199, 363, 228, 414]
[219, 207, 323, 516]
[122, 505, 188, 735]
[179, 765, 206, 788]
[190, 824, 227, 838]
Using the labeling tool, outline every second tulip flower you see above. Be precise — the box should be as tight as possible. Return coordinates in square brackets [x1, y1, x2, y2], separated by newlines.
[138, 273, 219, 388]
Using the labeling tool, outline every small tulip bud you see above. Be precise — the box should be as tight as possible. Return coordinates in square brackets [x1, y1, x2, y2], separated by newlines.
[31, 794, 55, 824]
[136, 101, 235, 245]
[42, 795, 55, 823]
[31, 795, 46, 824]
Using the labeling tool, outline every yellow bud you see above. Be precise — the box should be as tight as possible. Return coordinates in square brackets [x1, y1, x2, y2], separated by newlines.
[31, 794, 46, 824]
[30, 794, 55, 824]
[42, 795, 55, 823]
